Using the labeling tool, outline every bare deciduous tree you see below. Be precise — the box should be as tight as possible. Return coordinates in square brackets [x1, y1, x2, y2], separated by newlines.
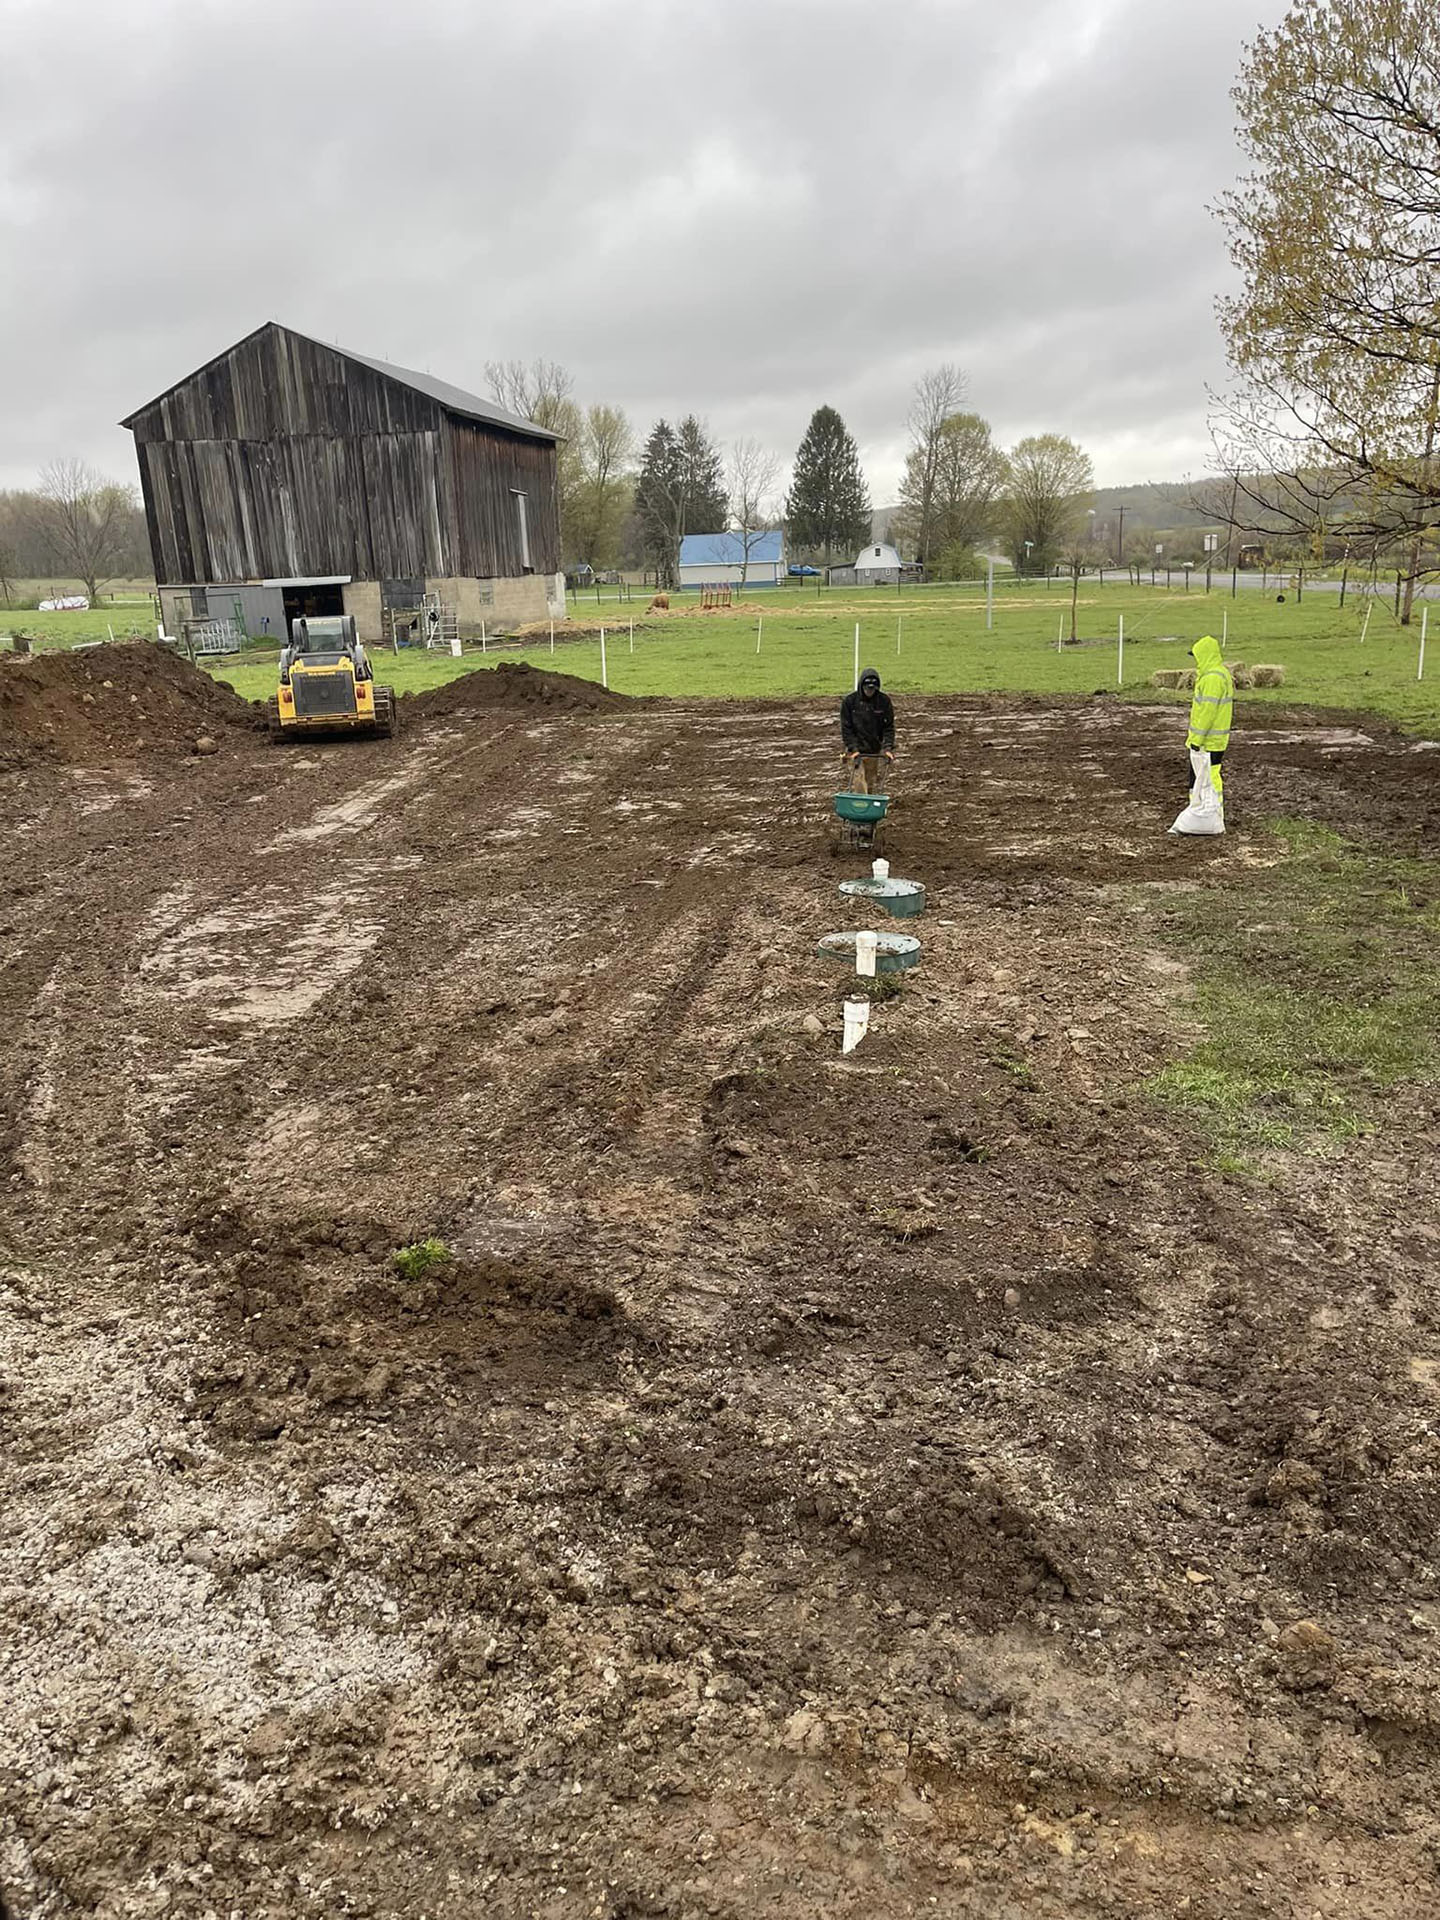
[484, 358, 576, 432]
[31, 461, 137, 607]
[898, 366, 966, 568]
[728, 438, 782, 584]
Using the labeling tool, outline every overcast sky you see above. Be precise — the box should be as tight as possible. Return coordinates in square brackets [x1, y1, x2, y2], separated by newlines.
[0, 0, 1289, 501]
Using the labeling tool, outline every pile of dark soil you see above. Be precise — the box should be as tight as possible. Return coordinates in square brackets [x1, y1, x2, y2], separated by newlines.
[0, 643, 256, 767]
[405, 659, 633, 719]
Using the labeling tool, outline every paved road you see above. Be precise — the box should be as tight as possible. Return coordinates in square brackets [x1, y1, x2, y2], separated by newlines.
[1146, 570, 1439, 600]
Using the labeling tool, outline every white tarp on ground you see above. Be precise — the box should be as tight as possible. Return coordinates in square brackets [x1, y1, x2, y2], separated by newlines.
[38, 595, 89, 611]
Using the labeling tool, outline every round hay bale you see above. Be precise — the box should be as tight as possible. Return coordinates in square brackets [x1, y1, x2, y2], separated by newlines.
[1251, 663, 1286, 688]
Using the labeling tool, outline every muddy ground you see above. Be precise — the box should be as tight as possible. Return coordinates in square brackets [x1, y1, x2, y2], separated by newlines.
[2, 650, 1439, 1918]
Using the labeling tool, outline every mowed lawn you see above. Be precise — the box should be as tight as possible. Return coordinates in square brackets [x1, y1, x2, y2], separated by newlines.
[203, 581, 1440, 735]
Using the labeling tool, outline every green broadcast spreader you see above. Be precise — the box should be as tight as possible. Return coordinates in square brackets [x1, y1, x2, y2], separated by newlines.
[832, 791, 890, 825]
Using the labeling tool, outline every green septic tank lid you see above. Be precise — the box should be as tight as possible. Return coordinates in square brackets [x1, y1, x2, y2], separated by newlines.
[816, 931, 922, 973]
[838, 877, 926, 919]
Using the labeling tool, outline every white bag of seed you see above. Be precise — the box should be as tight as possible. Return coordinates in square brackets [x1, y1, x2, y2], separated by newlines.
[1170, 749, 1225, 837]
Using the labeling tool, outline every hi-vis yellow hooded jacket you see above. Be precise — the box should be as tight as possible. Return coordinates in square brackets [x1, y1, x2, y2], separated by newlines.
[1187, 635, 1233, 753]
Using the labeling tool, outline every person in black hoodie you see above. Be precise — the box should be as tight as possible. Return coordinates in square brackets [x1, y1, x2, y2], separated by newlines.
[840, 666, 896, 792]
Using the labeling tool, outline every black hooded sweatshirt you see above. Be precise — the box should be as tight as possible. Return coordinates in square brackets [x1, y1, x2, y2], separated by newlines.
[840, 669, 895, 754]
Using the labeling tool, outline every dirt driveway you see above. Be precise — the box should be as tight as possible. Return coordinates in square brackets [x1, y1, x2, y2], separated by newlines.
[2, 659, 1438, 1918]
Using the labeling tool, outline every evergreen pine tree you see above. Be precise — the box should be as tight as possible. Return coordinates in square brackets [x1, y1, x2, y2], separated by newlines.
[675, 416, 728, 534]
[785, 406, 871, 564]
[634, 420, 685, 587]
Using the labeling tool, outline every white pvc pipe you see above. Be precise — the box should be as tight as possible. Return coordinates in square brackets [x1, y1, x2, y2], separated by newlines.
[855, 930, 878, 977]
[600, 626, 607, 688]
[896, 614, 902, 656]
[481, 619, 487, 652]
[756, 616, 762, 655]
[1057, 613, 1064, 654]
[1117, 614, 1124, 686]
[1222, 608, 1228, 646]
[629, 619, 634, 653]
[1361, 602, 1373, 645]
[842, 995, 870, 1055]
[853, 621, 860, 687]
[1421, 605, 1429, 681]
[986, 554, 994, 630]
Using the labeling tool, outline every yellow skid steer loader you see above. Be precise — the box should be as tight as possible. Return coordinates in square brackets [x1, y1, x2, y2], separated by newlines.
[267, 615, 398, 739]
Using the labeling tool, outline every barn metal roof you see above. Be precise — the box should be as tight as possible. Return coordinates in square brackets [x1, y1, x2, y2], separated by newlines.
[333, 339, 562, 441]
[120, 321, 562, 441]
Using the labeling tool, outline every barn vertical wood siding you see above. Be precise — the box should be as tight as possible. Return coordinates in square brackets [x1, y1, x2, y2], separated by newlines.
[127, 326, 560, 586]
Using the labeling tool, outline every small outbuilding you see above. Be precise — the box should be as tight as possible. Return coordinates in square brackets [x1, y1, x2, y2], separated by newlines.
[678, 530, 786, 589]
[827, 541, 919, 587]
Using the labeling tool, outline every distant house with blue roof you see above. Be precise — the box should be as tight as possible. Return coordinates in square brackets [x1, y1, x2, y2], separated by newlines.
[677, 529, 786, 589]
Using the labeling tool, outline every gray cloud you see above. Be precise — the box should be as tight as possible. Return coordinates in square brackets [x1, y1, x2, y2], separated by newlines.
[0, 0, 1290, 499]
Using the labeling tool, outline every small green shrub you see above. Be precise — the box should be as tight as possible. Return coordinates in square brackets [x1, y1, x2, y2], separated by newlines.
[392, 1236, 453, 1282]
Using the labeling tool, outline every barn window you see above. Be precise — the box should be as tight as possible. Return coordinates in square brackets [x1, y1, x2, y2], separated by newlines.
[512, 490, 532, 571]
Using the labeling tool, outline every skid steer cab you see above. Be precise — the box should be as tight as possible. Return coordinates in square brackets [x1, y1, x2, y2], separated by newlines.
[268, 614, 398, 740]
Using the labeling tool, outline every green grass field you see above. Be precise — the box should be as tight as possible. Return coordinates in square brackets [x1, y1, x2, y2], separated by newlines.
[196, 580, 1439, 734]
[1152, 820, 1440, 1160]
[0, 582, 158, 647]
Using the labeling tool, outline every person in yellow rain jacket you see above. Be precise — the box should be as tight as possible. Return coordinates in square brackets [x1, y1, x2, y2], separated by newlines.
[1186, 633, 1233, 803]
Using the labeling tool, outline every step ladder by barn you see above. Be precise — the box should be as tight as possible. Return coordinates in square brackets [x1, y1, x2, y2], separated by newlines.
[421, 593, 459, 650]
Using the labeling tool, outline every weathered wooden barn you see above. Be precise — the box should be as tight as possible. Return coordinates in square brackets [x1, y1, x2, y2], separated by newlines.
[122, 322, 565, 642]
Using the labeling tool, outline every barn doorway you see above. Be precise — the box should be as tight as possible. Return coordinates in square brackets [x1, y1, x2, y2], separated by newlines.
[282, 582, 346, 635]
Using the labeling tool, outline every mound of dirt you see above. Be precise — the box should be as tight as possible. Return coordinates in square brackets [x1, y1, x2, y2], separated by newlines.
[0, 643, 257, 768]
[405, 659, 633, 719]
